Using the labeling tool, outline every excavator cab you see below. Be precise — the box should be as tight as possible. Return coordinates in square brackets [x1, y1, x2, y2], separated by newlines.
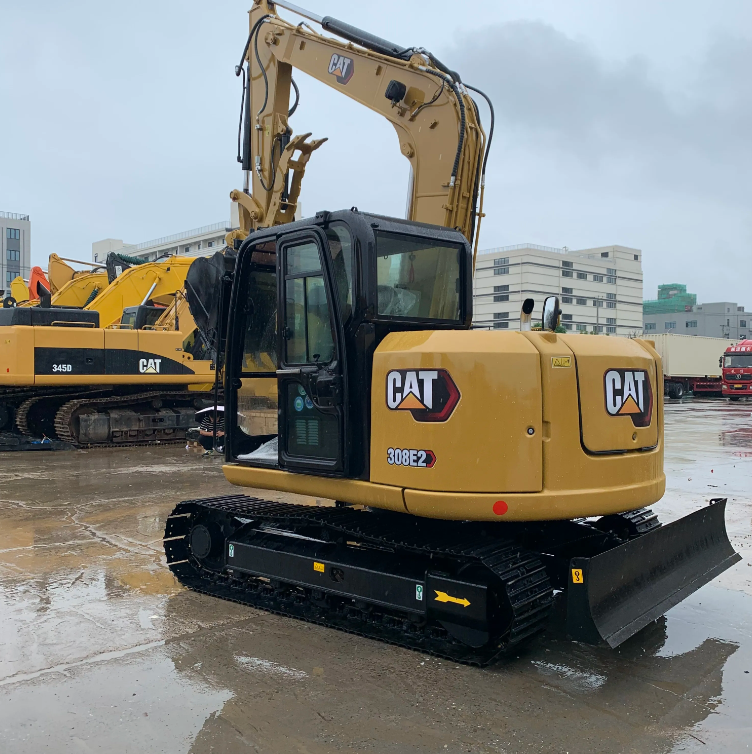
[224, 210, 471, 473]
[120, 304, 166, 331]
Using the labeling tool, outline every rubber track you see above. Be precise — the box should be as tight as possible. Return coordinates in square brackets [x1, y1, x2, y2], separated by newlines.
[619, 507, 661, 536]
[55, 390, 215, 448]
[164, 495, 554, 667]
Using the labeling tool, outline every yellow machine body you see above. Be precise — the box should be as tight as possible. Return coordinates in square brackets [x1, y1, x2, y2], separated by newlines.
[9, 276, 29, 303]
[0, 325, 214, 388]
[224, 331, 664, 522]
[49, 271, 109, 308]
[83, 257, 194, 328]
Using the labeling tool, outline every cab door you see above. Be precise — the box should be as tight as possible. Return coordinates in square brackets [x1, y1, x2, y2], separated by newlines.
[277, 229, 348, 474]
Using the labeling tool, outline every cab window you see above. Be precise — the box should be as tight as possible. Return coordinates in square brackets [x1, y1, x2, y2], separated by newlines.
[284, 241, 335, 364]
[241, 246, 278, 374]
[375, 231, 462, 321]
[325, 224, 354, 322]
[120, 310, 136, 329]
[725, 353, 752, 368]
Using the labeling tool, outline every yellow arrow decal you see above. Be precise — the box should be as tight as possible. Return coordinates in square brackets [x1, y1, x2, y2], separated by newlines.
[434, 590, 471, 608]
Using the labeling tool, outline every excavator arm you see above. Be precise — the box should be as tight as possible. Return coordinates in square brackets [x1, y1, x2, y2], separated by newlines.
[83, 257, 195, 328]
[231, 0, 489, 259]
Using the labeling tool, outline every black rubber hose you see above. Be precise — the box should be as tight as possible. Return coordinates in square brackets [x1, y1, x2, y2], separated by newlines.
[464, 83, 495, 187]
[235, 13, 272, 75]
[256, 135, 281, 193]
[289, 77, 300, 117]
[236, 14, 272, 170]
[466, 96, 483, 242]
[83, 287, 99, 307]
[236, 65, 246, 164]
[241, 62, 252, 171]
[411, 79, 444, 120]
[424, 51, 461, 84]
[420, 68, 465, 185]
[115, 252, 147, 266]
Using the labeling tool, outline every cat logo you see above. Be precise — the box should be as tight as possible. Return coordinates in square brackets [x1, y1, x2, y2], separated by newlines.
[328, 53, 354, 84]
[386, 369, 460, 422]
[604, 368, 653, 428]
[139, 358, 162, 374]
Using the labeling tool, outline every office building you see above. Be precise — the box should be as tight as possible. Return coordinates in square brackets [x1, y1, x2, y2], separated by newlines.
[643, 296, 748, 340]
[1, 211, 31, 296]
[92, 221, 232, 265]
[473, 243, 644, 335]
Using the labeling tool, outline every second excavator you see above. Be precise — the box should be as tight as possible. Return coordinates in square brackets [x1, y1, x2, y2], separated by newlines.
[157, 0, 738, 663]
[0, 253, 218, 445]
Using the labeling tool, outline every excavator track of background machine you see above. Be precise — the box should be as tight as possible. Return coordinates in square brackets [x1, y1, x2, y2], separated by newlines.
[54, 390, 216, 448]
[165, 496, 554, 666]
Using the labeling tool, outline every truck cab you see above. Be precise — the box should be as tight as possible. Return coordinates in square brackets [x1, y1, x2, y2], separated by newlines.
[722, 340, 752, 400]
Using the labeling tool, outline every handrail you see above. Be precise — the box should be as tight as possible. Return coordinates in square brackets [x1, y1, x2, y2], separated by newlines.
[479, 243, 566, 255]
[135, 221, 232, 250]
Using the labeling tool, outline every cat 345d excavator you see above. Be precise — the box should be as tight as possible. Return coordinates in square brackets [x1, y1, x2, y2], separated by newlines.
[164, 0, 739, 664]
[0, 254, 216, 445]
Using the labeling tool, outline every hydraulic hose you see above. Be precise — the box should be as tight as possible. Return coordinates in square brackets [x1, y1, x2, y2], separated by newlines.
[253, 17, 272, 119]
[235, 14, 272, 175]
[464, 84, 495, 189]
[114, 253, 147, 266]
[418, 66, 466, 188]
[83, 287, 100, 307]
[289, 77, 300, 117]
[463, 84, 495, 267]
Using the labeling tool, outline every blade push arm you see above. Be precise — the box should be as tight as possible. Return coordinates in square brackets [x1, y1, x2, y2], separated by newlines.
[231, 0, 487, 248]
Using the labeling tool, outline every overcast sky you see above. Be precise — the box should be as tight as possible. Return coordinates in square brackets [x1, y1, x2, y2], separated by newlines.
[1, 0, 750, 304]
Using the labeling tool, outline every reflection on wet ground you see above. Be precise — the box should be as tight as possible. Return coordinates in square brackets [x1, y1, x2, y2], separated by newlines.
[0, 403, 750, 753]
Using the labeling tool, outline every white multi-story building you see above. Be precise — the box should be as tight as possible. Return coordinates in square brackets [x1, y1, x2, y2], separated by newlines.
[1, 211, 31, 296]
[473, 243, 643, 335]
[91, 221, 232, 265]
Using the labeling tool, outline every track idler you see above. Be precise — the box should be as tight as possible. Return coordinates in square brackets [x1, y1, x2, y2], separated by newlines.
[566, 499, 740, 647]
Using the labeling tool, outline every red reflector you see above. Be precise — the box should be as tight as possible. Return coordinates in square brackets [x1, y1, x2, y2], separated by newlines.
[493, 500, 508, 516]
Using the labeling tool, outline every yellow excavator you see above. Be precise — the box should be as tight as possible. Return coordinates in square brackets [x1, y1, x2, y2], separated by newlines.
[0, 253, 217, 445]
[160, 0, 737, 663]
[45, 254, 110, 308]
[11, 254, 110, 309]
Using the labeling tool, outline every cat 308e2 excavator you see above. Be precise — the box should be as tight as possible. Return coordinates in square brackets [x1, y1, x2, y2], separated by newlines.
[164, 0, 739, 664]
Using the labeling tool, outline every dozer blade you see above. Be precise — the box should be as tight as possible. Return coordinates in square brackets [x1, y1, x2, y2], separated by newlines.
[567, 499, 740, 648]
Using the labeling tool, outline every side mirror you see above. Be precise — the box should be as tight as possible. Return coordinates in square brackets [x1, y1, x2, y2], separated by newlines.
[520, 298, 535, 331]
[719, 356, 723, 368]
[542, 296, 561, 332]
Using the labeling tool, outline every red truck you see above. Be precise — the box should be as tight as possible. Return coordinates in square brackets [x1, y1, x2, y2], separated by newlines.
[722, 340, 752, 400]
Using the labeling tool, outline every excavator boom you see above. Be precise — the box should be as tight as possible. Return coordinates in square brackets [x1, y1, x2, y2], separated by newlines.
[230, 0, 488, 259]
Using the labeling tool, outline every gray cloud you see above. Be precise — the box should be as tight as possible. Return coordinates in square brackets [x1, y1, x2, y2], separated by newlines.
[1, 2, 750, 305]
[442, 21, 752, 302]
[450, 22, 752, 202]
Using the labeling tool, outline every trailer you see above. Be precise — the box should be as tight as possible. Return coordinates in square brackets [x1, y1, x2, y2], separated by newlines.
[647, 333, 735, 399]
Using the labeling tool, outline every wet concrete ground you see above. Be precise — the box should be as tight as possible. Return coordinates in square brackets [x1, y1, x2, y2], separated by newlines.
[0, 400, 750, 753]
